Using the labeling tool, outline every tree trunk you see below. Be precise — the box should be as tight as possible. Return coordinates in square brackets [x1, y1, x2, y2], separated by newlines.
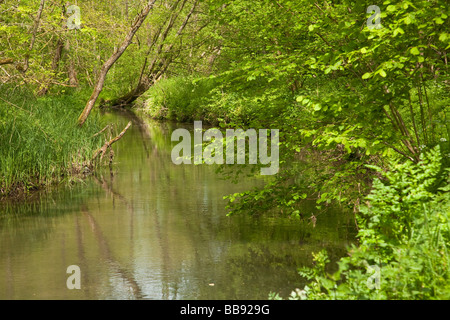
[37, 39, 64, 96]
[77, 0, 158, 127]
[104, 0, 198, 109]
[0, 58, 14, 66]
[23, 0, 46, 73]
[68, 60, 79, 87]
[102, 77, 153, 108]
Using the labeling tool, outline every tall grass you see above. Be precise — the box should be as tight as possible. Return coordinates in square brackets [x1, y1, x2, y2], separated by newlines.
[135, 75, 292, 128]
[135, 76, 218, 123]
[0, 86, 103, 199]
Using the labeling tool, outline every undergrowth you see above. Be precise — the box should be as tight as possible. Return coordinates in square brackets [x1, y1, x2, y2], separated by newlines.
[0, 85, 103, 199]
[271, 146, 450, 300]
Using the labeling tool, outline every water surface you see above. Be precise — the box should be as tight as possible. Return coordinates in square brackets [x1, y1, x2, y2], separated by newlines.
[0, 111, 356, 299]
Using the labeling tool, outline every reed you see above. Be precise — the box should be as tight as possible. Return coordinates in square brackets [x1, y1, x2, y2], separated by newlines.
[0, 86, 103, 199]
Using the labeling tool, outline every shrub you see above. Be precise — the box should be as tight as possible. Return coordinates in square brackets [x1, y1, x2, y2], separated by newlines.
[273, 146, 450, 300]
[135, 76, 218, 123]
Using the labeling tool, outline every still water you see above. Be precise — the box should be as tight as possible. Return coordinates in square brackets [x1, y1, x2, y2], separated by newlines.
[0, 111, 356, 300]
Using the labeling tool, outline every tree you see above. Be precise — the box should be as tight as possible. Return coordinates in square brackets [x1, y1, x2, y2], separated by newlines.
[77, 0, 159, 126]
[103, 0, 200, 108]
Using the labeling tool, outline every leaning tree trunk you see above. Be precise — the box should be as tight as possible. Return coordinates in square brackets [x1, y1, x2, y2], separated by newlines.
[101, 72, 158, 108]
[103, 0, 198, 109]
[77, 0, 158, 127]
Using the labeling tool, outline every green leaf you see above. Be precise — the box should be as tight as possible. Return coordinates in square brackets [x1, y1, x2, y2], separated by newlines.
[362, 72, 372, 79]
[410, 47, 420, 55]
[386, 5, 396, 12]
[296, 96, 304, 102]
[393, 27, 404, 37]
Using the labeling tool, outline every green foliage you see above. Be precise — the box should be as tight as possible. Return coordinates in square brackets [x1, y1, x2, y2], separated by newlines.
[203, 0, 449, 216]
[135, 76, 219, 123]
[0, 86, 103, 198]
[278, 146, 450, 299]
[1, 0, 449, 298]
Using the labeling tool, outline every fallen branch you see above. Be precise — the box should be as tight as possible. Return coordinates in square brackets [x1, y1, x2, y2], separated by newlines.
[92, 124, 111, 138]
[92, 121, 132, 161]
[0, 58, 14, 66]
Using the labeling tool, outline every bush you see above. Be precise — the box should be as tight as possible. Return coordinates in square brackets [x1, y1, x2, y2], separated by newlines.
[136, 76, 218, 123]
[273, 146, 450, 300]
[135, 74, 292, 128]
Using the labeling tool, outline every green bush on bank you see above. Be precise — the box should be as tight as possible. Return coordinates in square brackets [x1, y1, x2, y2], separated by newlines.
[0, 87, 103, 198]
[136, 74, 449, 219]
[135, 75, 292, 128]
[271, 146, 450, 300]
[135, 76, 218, 123]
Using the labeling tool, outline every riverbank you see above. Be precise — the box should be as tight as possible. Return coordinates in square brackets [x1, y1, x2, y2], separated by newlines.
[1, 82, 449, 300]
[132, 76, 380, 216]
[0, 86, 104, 201]
[0, 112, 357, 299]
[132, 76, 450, 299]
[133, 75, 449, 217]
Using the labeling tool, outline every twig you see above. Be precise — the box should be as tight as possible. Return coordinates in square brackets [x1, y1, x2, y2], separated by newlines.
[92, 124, 110, 138]
[92, 121, 132, 161]
[0, 96, 33, 115]
[0, 58, 14, 65]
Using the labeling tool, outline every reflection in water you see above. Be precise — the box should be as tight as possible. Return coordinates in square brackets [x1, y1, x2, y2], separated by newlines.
[0, 111, 357, 299]
[82, 206, 143, 299]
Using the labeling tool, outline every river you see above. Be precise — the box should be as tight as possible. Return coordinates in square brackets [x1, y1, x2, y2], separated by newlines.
[0, 110, 356, 299]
